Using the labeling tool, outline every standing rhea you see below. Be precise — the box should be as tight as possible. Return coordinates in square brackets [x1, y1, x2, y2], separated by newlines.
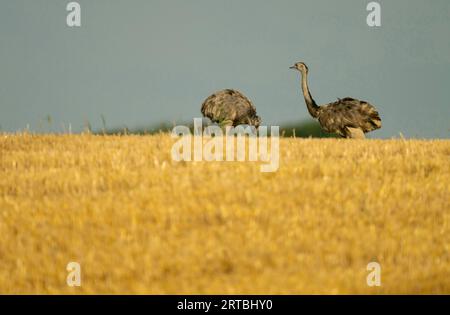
[201, 89, 261, 128]
[290, 62, 381, 138]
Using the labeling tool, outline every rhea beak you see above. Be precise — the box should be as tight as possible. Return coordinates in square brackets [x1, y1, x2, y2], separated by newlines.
[289, 65, 296, 70]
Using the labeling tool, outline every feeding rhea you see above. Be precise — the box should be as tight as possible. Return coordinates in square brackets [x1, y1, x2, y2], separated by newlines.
[201, 89, 261, 129]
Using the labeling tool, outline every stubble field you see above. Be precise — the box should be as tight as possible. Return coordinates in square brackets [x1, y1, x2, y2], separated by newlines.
[0, 133, 449, 294]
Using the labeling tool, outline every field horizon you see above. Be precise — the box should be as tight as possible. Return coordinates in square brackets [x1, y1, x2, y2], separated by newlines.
[0, 134, 449, 294]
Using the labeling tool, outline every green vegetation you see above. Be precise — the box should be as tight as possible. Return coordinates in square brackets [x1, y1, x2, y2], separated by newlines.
[100, 120, 336, 138]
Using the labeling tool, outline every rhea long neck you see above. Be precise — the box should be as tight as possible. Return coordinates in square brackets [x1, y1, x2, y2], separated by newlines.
[300, 70, 320, 118]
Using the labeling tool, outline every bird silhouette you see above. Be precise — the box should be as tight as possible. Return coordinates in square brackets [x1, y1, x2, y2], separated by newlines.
[201, 89, 261, 128]
[290, 62, 381, 138]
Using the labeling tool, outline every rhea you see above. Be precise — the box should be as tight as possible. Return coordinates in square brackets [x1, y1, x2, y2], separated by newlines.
[201, 89, 261, 128]
[290, 62, 382, 138]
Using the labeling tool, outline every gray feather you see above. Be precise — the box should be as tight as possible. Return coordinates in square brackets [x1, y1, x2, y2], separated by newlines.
[201, 89, 261, 127]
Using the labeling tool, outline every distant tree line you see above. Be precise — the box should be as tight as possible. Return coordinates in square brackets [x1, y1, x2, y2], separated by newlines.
[100, 120, 336, 138]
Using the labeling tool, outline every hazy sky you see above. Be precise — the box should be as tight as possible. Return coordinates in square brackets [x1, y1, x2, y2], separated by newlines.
[1, 0, 449, 138]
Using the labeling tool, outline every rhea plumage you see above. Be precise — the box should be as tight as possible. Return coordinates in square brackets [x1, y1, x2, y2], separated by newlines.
[201, 89, 261, 128]
[290, 62, 382, 138]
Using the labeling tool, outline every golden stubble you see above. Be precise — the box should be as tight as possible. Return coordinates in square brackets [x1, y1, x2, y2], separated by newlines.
[0, 133, 449, 294]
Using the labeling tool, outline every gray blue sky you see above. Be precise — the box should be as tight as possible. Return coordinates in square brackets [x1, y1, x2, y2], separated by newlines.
[0, 0, 449, 138]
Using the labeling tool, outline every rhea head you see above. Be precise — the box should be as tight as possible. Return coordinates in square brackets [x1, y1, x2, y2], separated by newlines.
[289, 62, 309, 73]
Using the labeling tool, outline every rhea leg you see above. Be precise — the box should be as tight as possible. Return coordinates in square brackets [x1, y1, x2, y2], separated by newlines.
[346, 127, 365, 139]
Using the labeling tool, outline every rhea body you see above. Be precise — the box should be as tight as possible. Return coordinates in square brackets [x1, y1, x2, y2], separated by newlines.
[290, 62, 381, 138]
[201, 89, 261, 128]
